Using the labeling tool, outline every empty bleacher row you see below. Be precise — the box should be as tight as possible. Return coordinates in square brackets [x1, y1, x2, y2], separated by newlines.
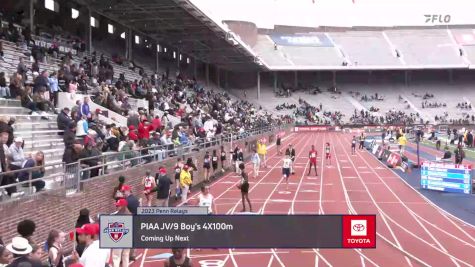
[254, 28, 473, 68]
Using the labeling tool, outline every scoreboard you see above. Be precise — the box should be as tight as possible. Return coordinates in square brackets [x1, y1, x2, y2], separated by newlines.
[421, 161, 472, 194]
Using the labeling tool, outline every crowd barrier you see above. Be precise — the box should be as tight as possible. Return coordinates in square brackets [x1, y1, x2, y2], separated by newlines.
[0, 125, 289, 202]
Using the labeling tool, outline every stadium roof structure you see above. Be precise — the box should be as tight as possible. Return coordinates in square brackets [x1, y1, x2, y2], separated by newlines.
[80, 0, 265, 71]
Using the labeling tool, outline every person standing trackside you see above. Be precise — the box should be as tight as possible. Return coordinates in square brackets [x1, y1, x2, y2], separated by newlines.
[142, 171, 156, 207]
[220, 146, 227, 172]
[351, 136, 357, 155]
[251, 149, 260, 178]
[180, 165, 192, 204]
[236, 148, 244, 175]
[359, 133, 365, 150]
[149, 167, 173, 207]
[276, 134, 282, 155]
[285, 144, 296, 174]
[238, 163, 252, 212]
[203, 151, 211, 183]
[111, 199, 130, 267]
[211, 150, 219, 178]
[257, 139, 267, 168]
[308, 145, 318, 176]
[173, 158, 184, 200]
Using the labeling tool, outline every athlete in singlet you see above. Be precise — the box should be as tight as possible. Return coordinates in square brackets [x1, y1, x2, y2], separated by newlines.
[325, 143, 331, 165]
[198, 185, 215, 214]
[142, 171, 156, 206]
[308, 145, 318, 176]
[282, 155, 292, 189]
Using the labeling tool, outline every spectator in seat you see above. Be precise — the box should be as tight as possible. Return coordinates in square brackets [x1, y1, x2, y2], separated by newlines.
[0, 41, 4, 61]
[151, 115, 161, 131]
[127, 111, 140, 129]
[49, 72, 59, 107]
[5, 237, 41, 267]
[63, 122, 77, 148]
[33, 70, 49, 94]
[9, 137, 26, 171]
[57, 107, 72, 134]
[9, 74, 22, 99]
[18, 151, 46, 192]
[16, 58, 28, 81]
[63, 141, 83, 164]
[80, 97, 91, 119]
[127, 125, 138, 142]
[76, 115, 88, 138]
[79, 141, 101, 178]
[0, 237, 13, 265]
[0, 125, 18, 197]
[17, 219, 36, 245]
[0, 72, 10, 98]
[20, 84, 39, 115]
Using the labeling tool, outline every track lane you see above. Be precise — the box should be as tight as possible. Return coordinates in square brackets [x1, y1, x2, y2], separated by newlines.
[338, 134, 475, 267]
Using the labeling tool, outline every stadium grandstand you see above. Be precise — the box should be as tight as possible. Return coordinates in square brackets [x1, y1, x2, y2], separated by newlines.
[0, 0, 474, 266]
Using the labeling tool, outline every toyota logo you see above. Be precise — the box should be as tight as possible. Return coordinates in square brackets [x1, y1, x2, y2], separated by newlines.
[352, 224, 366, 232]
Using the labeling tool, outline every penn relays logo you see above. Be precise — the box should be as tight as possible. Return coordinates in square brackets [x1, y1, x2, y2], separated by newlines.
[103, 222, 130, 242]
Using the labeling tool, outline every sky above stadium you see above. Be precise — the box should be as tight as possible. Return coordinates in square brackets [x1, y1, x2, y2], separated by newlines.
[191, 0, 475, 27]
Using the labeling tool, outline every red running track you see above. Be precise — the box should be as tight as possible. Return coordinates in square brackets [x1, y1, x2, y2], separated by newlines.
[131, 132, 475, 267]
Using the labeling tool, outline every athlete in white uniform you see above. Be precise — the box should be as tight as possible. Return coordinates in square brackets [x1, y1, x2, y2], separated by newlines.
[198, 185, 216, 214]
[282, 155, 292, 190]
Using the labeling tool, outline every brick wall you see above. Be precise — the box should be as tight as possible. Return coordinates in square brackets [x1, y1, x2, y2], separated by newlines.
[0, 129, 288, 251]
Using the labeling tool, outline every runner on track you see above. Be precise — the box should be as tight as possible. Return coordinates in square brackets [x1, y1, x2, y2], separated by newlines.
[276, 134, 282, 155]
[285, 144, 296, 174]
[238, 163, 252, 212]
[325, 142, 331, 166]
[308, 145, 318, 176]
[351, 136, 357, 155]
[282, 154, 292, 189]
[142, 171, 156, 206]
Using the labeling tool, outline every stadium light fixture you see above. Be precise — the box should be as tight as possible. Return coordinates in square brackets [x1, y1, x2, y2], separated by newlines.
[71, 8, 79, 19]
[164, 47, 167, 53]
[120, 32, 125, 39]
[187, 58, 190, 64]
[90, 17, 98, 28]
[173, 52, 176, 59]
[180, 54, 183, 61]
[135, 35, 140, 44]
[108, 24, 114, 34]
[157, 44, 160, 52]
[45, 0, 57, 12]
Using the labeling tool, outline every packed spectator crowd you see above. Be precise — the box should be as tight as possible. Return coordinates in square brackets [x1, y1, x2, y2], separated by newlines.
[350, 108, 421, 125]
[275, 103, 297, 111]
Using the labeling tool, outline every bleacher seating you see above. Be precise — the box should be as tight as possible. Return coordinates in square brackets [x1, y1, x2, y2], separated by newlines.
[329, 31, 401, 66]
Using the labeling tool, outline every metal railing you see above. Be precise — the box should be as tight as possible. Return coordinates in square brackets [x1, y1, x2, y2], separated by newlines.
[0, 125, 286, 201]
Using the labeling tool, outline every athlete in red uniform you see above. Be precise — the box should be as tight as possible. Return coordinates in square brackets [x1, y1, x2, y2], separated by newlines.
[325, 143, 331, 166]
[308, 145, 318, 176]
